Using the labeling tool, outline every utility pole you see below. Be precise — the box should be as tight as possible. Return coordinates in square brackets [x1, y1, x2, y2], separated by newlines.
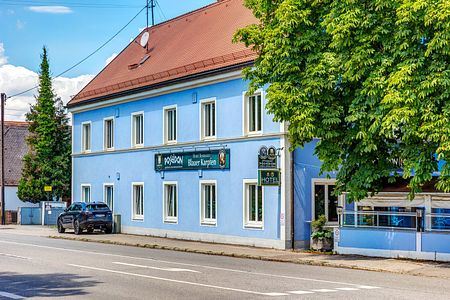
[151, 0, 155, 26]
[1, 93, 6, 225]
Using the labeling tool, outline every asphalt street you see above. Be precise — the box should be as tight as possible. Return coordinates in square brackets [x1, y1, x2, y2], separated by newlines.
[0, 229, 448, 299]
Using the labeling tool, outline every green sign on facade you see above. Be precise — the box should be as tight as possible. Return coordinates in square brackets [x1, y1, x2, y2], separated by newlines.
[258, 169, 281, 186]
[155, 149, 230, 171]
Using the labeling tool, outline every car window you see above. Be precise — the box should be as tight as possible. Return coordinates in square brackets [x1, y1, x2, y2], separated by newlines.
[73, 204, 82, 211]
[67, 204, 76, 211]
[86, 203, 109, 211]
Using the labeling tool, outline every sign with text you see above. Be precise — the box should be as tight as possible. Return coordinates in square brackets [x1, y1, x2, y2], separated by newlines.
[258, 146, 277, 169]
[155, 149, 230, 171]
[258, 169, 281, 186]
[44, 186, 52, 192]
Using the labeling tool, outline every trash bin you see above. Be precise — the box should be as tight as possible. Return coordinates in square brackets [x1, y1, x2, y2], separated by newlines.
[113, 214, 121, 233]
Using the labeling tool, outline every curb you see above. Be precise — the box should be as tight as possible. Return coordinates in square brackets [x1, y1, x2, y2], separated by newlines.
[48, 235, 449, 279]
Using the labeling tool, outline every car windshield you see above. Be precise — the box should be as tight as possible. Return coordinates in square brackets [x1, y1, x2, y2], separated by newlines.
[86, 203, 109, 211]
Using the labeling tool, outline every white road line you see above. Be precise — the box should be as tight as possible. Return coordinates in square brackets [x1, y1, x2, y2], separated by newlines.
[0, 291, 25, 299]
[312, 289, 337, 292]
[358, 285, 380, 289]
[335, 287, 360, 291]
[288, 290, 314, 295]
[68, 264, 277, 296]
[0, 252, 31, 260]
[0, 240, 379, 288]
[113, 261, 200, 273]
[263, 292, 290, 296]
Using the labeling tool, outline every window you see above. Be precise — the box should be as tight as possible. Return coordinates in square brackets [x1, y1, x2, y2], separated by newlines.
[313, 181, 338, 223]
[164, 106, 177, 143]
[132, 183, 144, 220]
[163, 182, 177, 223]
[200, 99, 216, 139]
[132, 112, 144, 147]
[244, 92, 262, 134]
[104, 117, 114, 150]
[243, 180, 263, 228]
[104, 184, 114, 211]
[200, 181, 217, 225]
[81, 122, 91, 152]
[81, 185, 91, 203]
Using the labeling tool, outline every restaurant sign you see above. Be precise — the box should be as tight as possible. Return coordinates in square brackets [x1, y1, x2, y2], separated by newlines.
[155, 149, 230, 171]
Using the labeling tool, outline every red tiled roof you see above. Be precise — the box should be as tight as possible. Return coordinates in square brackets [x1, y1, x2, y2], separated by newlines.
[68, 0, 257, 107]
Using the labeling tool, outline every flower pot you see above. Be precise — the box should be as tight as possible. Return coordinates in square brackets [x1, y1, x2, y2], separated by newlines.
[310, 237, 333, 252]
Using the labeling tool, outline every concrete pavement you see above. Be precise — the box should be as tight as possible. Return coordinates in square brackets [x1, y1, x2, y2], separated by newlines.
[2, 225, 450, 280]
[0, 229, 449, 299]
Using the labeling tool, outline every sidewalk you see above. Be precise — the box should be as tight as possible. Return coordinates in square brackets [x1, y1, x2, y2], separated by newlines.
[3, 225, 450, 279]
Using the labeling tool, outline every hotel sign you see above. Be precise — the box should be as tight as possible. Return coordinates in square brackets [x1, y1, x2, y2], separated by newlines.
[258, 169, 281, 186]
[155, 149, 230, 171]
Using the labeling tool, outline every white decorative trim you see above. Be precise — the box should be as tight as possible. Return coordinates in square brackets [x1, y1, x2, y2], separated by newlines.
[103, 116, 115, 151]
[68, 70, 244, 114]
[163, 181, 178, 224]
[131, 111, 145, 148]
[242, 179, 264, 230]
[103, 183, 114, 210]
[199, 97, 217, 141]
[199, 180, 218, 226]
[81, 121, 92, 153]
[163, 105, 177, 145]
[242, 89, 264, 137]
[80, 184, 91, 203]
[121, 225, 287, 249]
[131, 182, 144, 221]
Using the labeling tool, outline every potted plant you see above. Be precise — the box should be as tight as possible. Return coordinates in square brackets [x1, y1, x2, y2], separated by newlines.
[310, 214, 333, 251]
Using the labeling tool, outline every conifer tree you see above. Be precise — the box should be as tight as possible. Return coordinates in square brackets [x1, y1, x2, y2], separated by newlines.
[18, 47, 71, 203]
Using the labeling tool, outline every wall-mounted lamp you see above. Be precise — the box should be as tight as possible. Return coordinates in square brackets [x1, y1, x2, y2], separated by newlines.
[116, 172, 120, 181]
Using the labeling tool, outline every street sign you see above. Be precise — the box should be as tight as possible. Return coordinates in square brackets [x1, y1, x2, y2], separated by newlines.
[258, 145, 277, 169]
[44, 186, 52, 192]
[258, 169, 281, 186]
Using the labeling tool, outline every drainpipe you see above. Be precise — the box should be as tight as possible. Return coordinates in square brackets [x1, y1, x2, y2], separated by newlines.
[291, 151, 295, 250]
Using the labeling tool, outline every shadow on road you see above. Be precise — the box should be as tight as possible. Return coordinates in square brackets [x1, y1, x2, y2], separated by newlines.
[0, 272, 101, 298]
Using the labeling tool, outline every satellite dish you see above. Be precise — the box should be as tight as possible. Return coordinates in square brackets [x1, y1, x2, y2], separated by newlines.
[140, 32, 149, 48]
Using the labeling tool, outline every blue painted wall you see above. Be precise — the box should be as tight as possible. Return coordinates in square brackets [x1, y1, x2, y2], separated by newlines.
[339, 228, 416, 251]
[422, 232, 450, 254]
[72, 78, 284, 241]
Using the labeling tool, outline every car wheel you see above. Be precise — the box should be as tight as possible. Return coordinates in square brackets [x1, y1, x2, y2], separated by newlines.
[74, 220, 82, 235]
[57, 219, 65, 233]
[104, 227, 112, 234]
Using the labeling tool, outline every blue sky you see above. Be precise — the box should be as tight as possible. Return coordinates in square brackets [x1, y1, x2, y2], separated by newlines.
[0, 0, 215, 120]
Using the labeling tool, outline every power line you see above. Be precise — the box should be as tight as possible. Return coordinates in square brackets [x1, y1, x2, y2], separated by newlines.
[6, 4, 147, 100]
[0, 0, 141, 9]
[155, 0, 166, 21]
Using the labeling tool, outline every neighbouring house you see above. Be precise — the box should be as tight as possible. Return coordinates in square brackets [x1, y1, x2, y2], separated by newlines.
[0, 121, 39, 223]
[67, 0, 450, 258]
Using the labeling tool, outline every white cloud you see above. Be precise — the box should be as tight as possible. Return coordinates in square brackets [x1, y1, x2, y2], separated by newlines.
[0, 43, 7, 66]
[28, 6, 73, 14]
[105, 53, 118, 66]
[0, 45, 93, 121]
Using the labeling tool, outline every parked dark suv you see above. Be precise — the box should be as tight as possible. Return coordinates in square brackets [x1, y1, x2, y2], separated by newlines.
[58, 202, 113, 235]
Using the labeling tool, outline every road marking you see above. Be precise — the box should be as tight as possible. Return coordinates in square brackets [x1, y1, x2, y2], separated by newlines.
[358, 285, 380, 289]
[335, 287, 360, 291]
[312, 289, 337, 292]
[263, 292, 290, 296]
[68, 264, 277, 296]
[0, 252, 31, 260]
[0, 291, 25, 299]
[288, 290, 314, 295]
[113, 261, 200, 273]
[0, 240, 380, 289]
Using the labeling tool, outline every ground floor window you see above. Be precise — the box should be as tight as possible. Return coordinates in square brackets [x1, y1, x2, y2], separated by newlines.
[104, 184, 114, 210]
[243, 180, 263, 228]
[163, 182, 178, 223]
[132, 183, 144, 220]
[200, 181, 217, 225]
[313, 180, 338, 223]
[81, 185, 91, 203]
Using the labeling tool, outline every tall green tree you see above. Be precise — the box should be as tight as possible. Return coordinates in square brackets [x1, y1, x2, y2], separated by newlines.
[18, 47, 71, 203]
[235, 0, 450, 201]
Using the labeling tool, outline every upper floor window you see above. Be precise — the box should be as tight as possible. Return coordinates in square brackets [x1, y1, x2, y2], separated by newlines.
[81, 122, 91, 152]
[313, 180, 338, 223]
[104, 117, 114, 150]
[244, 92, 262, 135]
[164, 106, 177, 144]
[131, 112, 144, 147]
[200, 98, 216, 140]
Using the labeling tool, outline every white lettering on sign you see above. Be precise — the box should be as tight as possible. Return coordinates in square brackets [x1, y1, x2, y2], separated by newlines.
[164, 154, 183, 166]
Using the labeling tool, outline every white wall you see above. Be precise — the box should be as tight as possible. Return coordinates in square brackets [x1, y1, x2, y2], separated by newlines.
[4, 186, 39, 211]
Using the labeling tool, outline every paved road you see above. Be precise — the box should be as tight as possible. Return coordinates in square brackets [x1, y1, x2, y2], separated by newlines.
[0, 230, 448, 299]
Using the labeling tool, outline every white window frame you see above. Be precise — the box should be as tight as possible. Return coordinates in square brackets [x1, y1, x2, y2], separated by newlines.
[243, 179, 264, 229]
[242, 90, 264, 136]
[103, 183, 114, 211]
[311, 178, 343, 224]
[81, 121, 91, 153]
[131, 111, 144, 148]
[199, 98, 217, 141]
[163, 105, 177, 144]
[199, 180, 217, 226]
[131, 182, 144, 221]
[103, 116, 115, 151]
[163, 181, 178, 223]
[81, 184, 91, 203]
